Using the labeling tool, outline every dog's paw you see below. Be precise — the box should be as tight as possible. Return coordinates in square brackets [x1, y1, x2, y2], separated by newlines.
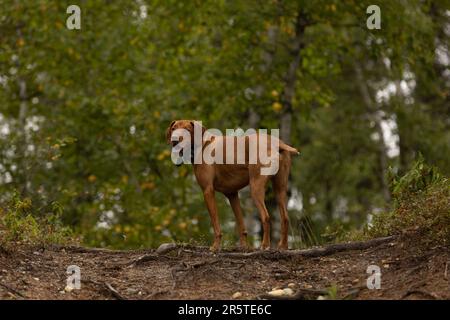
[209, 245, 221, 253]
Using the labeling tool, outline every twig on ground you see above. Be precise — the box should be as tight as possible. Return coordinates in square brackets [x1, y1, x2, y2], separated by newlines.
[444, 261, 449, 280]
[104, 282, 126, 300]
[127, 253, 179, 267]
[85, 278, 127, 300]
[258, 288, 329, 300]
[401, 289, 440, 300]
[52, 245, 129, 254]
[342, 285, 367, 300]
[170, 259, 222, 290]
[0, 281, 27, 299]
[147, 289, 170, 299]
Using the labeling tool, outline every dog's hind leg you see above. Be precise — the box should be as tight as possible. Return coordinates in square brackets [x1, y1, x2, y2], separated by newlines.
[225, 192, 248, 249]
[272, 151, 291, 250]
[249, 173, 271, 250]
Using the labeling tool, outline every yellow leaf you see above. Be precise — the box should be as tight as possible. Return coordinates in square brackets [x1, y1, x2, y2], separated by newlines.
[178, 222, 187, 230]
[272, 102, 283, 112]
[17, 38, 25, 47]
[141, 182, 155, 191]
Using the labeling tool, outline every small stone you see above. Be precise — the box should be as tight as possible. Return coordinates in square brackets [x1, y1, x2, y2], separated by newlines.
[282, 288, 294, 296]
[287, 283, 296, 289]
[64, 285, 74, 293]
[271, 286, 281, 291]
[267, 289, 285, 297]
[304, 284, 313, 289]
[352, 279, 359, 284]
[232, 292, 243, 299]
[33, 251, 41, 256]
[317, 295, 326, 300]
[156, 243, 177, 255]
[383, 264, 390, 269]
[126, 288, 138, 294]
[33, 277, 40, 282]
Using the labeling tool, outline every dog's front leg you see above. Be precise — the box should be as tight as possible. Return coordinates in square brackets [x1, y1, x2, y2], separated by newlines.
[225, 192, 248, 249]
[203, 187, 222, 251]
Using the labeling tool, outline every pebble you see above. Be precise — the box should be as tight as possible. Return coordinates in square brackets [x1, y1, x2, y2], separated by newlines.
[126, 288, 138, 294]
[283, 288, 294, 295]
[287, 283, 296, 288]
[267, 289, 285, 297]
[156, 243, 177, 255]
[232, 292, 242, 299]
[267, 288, 295, 297]
[64, 285, 74, 293]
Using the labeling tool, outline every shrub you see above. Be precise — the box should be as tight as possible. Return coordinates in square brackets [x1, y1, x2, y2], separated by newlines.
[0, 192, 75, 248]
[368, 157, 450, 247]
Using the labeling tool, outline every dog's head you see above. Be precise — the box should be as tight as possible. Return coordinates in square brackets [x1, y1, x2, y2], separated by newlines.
[166, 120, 206, 165]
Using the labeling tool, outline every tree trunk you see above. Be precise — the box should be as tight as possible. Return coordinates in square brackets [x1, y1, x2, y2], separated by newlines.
[16, 26, 30, 196]
[279, 10, 309, 144]
[353, 63, 391, 204]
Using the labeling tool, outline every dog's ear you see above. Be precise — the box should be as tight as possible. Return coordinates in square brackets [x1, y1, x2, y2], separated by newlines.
[190, 120, 206, 136]
[166, 121, 176, 144]
[190, 120, 211, 145]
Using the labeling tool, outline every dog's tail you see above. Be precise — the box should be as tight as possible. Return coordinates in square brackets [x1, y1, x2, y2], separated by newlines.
[279, 142, 300, 155]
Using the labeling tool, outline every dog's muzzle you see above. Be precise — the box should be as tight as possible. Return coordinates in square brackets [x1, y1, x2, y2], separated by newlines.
[171, 141, 184, 166]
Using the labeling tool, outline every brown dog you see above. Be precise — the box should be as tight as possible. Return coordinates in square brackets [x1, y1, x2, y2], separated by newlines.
[166, 120, 299, 251]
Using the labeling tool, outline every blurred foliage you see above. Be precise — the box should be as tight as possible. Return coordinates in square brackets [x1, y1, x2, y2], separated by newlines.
[0, 0, 449, 248]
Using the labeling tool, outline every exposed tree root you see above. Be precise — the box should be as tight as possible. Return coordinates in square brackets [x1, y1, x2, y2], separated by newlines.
[401, 289, 440, 300]
[178, 236, 396, 260]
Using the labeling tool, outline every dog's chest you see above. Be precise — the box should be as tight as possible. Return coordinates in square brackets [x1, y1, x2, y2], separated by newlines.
[213, 164, 249, 193]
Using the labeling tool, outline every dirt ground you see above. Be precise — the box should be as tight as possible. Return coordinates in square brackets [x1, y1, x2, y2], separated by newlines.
[0, 237, 449, 300]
